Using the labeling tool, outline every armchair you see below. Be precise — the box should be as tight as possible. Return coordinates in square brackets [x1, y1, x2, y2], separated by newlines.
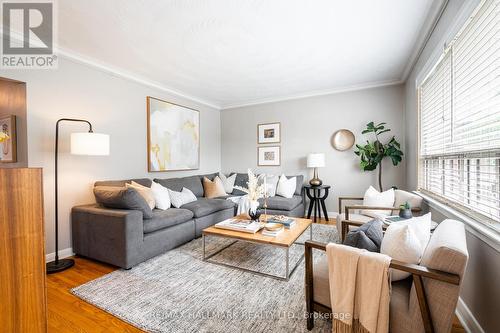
[305, 219, 468, 333]
[337, 189, 423, 241]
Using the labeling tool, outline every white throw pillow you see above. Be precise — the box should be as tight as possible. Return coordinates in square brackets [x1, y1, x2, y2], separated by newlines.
[380, 213, 432, 281]
[168, 187, 197, 208]
[263, 174, 279, 197]
[218, 172, 236, 194]
[361, 186, 395, 217]
[276, 175, 296, 198]
[150, 181, 171, 210]
[126, 181, 155, 210]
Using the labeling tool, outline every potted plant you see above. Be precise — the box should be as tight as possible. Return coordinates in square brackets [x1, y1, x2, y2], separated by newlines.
[399, 201, 412, 219]
[234, 169, 265, 221]
[354, 122, 404, 191]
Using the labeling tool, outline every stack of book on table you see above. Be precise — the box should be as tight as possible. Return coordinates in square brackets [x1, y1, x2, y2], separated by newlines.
[214, 218, 262, 234]
[266, 215, 296, 229]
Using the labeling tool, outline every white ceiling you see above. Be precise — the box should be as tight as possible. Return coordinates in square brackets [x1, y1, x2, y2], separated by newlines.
[58, 0, 436, 109]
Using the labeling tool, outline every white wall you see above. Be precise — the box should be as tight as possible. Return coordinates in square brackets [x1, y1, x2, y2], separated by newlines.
[221, 85, 406, 212]
[0, 57, 221, 255]
[404, 0, 500, 331]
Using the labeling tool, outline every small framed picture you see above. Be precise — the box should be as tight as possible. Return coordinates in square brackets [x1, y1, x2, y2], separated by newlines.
[0, 115, 17, 163]
[258, 122, 280, 144]
[258, 146, 281, 166]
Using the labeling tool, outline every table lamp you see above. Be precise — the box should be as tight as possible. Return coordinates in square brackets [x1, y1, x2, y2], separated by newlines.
[307, 153, 325, 186]
[46, 118, 110, 274]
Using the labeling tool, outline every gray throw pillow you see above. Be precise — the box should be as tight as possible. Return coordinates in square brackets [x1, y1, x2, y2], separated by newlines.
[94, 186, 153, 219]
[343, 219, 384, 252]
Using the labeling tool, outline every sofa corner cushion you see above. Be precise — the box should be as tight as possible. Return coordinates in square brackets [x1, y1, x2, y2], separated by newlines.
[143, 208, 194, 234]
[181, 198, 235, 218]
[154, 175, 204, 197]
[93, 186, 153, 219]
[259, 195, 302, 211]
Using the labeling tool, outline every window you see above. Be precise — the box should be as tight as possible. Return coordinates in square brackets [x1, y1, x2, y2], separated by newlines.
[418, 0, 500, 230]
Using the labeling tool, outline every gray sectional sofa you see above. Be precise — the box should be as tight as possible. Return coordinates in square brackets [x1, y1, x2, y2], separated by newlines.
[72, 173, 305, 269]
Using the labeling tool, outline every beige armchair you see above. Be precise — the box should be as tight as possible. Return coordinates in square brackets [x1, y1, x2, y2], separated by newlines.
[305, 219, 468, 333]
[337, 189, 424, 241]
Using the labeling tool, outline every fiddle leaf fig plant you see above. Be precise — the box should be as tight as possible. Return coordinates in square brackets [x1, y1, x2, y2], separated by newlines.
[354, 122, 403, 191]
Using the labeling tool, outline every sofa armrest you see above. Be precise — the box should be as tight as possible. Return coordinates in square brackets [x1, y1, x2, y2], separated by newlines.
[71, 204, 144, 268]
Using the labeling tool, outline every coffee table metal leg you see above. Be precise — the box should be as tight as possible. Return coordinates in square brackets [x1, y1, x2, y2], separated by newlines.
[202, 234, 206, 260]
[285, 247, 290, 281]
[310, 224, 313, 240]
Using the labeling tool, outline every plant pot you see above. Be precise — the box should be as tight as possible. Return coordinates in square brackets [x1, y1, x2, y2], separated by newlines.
[399, 208, 412, 219]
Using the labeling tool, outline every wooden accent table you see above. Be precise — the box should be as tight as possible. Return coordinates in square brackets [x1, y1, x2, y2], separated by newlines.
[202, 215, 312, 281]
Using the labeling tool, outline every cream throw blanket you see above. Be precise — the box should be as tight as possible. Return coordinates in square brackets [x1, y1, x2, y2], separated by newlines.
[326, 243, 391, 333]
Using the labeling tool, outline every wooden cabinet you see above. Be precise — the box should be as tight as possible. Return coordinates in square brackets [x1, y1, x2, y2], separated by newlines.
[0, 168, 47, 332]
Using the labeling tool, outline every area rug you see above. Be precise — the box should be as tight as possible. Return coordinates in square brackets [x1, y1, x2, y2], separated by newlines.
[72, 223, 338, 333]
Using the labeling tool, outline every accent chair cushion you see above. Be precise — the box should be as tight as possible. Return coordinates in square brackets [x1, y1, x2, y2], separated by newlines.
[343, 219, 383, 252]
[336, 212, 374, 236]
[203, 176, 226, 199]
[143, 208, 194, 234]
[181, 198, 235, 218]
[168, 188, 197, 208]
[380, 213, 431, 280]
[93, 186, 153, 219]
[258, 195, 302, 211]
[361, 186, 395, 217]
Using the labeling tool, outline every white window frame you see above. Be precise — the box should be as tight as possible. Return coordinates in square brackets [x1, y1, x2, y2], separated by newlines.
[416, 0, 500, 240]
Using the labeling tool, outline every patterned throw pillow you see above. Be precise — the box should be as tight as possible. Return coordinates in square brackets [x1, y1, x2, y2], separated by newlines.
[168, 187, 197, 208]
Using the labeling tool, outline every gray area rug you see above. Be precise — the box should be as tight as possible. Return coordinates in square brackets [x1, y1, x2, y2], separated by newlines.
[72, 223, 338, 333]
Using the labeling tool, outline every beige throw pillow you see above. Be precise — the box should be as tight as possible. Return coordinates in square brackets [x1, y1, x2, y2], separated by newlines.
[126, 181, 155, 210]
[203, 176, 226, 199]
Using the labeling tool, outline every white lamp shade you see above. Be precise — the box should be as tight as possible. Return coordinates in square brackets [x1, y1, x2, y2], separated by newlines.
[70, 132, 110, 156]
[307, 153, 325, 168]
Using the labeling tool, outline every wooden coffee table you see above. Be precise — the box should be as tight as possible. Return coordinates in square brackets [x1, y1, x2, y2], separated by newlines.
[202, 215, 312, 281]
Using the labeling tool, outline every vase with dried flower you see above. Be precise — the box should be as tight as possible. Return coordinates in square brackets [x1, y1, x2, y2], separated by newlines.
[234, 169, 266, 222]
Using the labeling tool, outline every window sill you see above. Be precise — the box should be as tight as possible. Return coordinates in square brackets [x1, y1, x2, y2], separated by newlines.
[416, 191, 500, 253]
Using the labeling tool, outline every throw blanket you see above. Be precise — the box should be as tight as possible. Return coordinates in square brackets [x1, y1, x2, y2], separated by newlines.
[226, 195, 251, 215]
[326, 243, 391, 333]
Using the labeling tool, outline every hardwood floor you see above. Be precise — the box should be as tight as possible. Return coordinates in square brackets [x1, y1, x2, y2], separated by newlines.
[47, 219, 465, 332]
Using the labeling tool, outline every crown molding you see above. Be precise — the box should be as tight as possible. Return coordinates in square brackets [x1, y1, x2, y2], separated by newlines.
[0, 28, 221, 110]
[401, 0, 448, 81]
[220, 79, 404, 110]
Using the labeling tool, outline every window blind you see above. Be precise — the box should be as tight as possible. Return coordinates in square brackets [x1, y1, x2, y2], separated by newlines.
[418, 0, 500, 229]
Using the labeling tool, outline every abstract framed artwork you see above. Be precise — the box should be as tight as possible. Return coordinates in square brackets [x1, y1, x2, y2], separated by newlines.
[147, 96, 200, 172]
[257, 122, 280, 144]
[0, 115, 17, 163]
[258, 146, 280, 166]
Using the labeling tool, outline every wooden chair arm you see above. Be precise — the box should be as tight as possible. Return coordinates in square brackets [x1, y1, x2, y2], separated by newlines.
[338, 197, 363, 214]
[344, 205, 422, 220]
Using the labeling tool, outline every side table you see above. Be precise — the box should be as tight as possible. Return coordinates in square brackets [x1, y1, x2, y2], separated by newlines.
[304, 184, 331, 223]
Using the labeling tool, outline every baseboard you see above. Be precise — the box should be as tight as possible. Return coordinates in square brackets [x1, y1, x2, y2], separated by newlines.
[45, 247, 74, 263]
[456, 297, 484, 333]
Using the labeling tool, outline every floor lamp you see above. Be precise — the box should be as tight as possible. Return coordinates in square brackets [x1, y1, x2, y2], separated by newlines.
[46, 118, 110, 274]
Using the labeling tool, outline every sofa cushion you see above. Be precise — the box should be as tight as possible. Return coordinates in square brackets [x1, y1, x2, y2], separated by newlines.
[143, 208, 194, 234]
[154, 175, 204, 197]
[259, 195, 302, 211]
[232, 173, 249, 195]
[94, 178, 152, 188]
[93, 186, 153, 219]
[181, 198, 235, 218]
